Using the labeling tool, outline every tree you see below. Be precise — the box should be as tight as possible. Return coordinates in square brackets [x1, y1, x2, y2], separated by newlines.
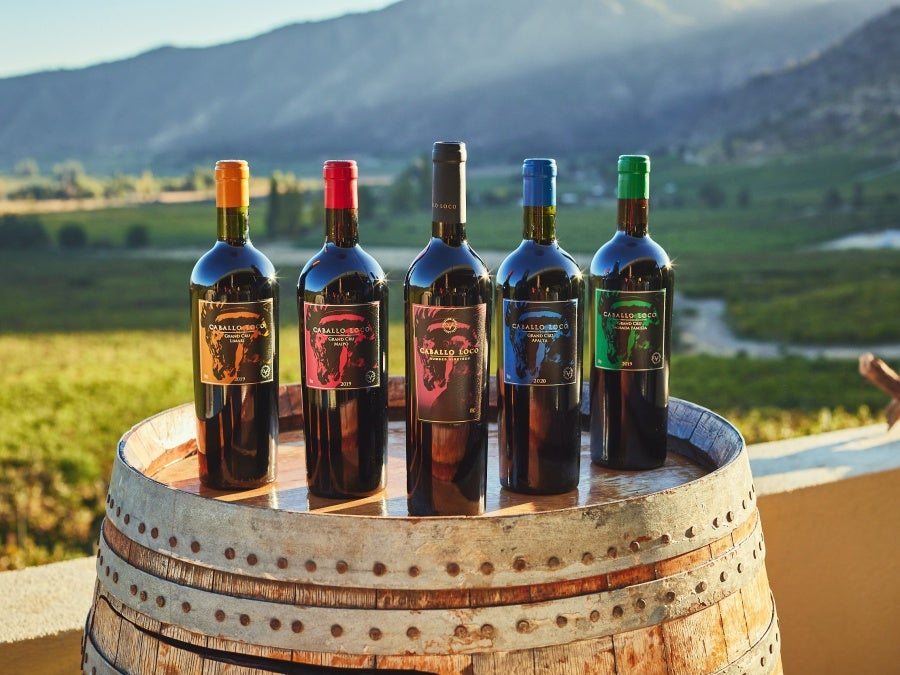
[698, 181, 726, 209]
[58, 222, 88, 249]
[265, 175, 281, 239]
[851, 183, 864, 209]
[125, 224, 149, 248]
[14, 158, 40, 178]
[0, 214, 50, 248]
[822, 187, 843, 211]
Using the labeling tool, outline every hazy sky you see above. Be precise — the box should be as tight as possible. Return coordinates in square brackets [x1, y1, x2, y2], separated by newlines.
[0, 0, 399, 78]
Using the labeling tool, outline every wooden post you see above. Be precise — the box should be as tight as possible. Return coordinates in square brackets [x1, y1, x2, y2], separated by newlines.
[859, 352, 900, 428]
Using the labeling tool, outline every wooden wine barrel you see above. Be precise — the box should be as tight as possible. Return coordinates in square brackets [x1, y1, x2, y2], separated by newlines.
[82, 378, 781, 674]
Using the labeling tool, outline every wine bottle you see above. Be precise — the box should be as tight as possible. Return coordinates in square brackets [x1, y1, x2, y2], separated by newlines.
[190, 160, 278, 489]
[404, 142, 492, 516]
[297, 160, 388, 498]
[496, 158, 584, 494]
[589, 154, 673, 469]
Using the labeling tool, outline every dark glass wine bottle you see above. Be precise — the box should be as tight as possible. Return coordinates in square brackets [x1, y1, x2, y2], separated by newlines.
[589, 154, 673, 469]
[496, 158, 584, 494]
[190, 160, 278, 489]
[297, 160, 388, 498]
[404, 141, 492, 516]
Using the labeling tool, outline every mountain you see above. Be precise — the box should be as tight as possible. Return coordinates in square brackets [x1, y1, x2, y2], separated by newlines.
[0, 0, 896, 172]
[671, 5, 900, 159]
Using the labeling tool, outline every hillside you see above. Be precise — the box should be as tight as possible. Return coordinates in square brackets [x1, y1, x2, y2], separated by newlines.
[0, 0, 895, 171]
[677, 6, 900, 158]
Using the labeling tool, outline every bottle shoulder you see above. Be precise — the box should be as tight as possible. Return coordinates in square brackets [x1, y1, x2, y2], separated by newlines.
[405, 238, 491, 287]
[590, 231, 671, 275]
[298, 243, 387, 300]
[190, 240, 276, 287]
[497, 240, 582, 278]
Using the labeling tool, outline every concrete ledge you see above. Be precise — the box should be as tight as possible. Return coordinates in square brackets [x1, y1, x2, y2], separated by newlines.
[2, 425, 898, 673]
[0, 556, 95, 674]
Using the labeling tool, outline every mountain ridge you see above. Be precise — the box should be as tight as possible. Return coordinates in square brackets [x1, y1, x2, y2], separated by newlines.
[0, 0, 895, 171]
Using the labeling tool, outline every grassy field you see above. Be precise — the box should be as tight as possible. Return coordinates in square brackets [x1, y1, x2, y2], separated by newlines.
[1, 149, 898, 569]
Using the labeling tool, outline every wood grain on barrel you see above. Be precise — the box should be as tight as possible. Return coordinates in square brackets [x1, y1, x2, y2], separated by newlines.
[83, 379, 781, 674]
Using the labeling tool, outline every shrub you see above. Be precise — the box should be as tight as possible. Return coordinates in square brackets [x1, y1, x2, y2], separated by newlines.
[125, 224, 149, 248]
[0, 214, 50, 248]
[58, 222, 88, 249]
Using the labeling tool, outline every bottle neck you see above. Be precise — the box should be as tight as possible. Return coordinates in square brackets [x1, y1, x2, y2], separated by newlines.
[523, 205, 556, 244]
[326, 208, 359, 247]
[432, 159, 466, 245]
[617, 198, 649, 237]
[217, 206, 249, 244]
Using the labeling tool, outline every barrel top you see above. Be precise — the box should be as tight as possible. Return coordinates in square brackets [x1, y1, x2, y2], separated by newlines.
[117, 378, 745, 520]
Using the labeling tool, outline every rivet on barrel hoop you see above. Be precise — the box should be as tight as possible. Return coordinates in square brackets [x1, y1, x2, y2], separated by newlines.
[727, 511, 735, 522]
[331, 624, 343, 637]
[630, 541, 641, 553]
[277, 557, 288, 569]
[513, 557, 527, 571]
[139, 591, 147, 602]
[240, 614, 250, 627]
[191, 541, 201, 553]
[129, 585, 137, 596]
[215, 610, 226, 622]
[225, 548, 236, 560]
[406, 626, 420, 640]
[713, 517, 720, 528]
[696, 581, 708, 593]
[305, 559, 316, 573]
[408, 565, 419, 577]
[612, 605, 624, 618]
[582, 552, 594, 565]
[336, 560, 348, 574]
[124, 514, 130, 525]
[156, 596, 165, 608]
[480, 561, 494, 575]
[291, 621, 303, 634]
[556, 615, 568, 628]
[270, 618, 281, 631]
[116, 507, 121, 517]
[720, 571, 729, 582]
[660, 533, 672, 544]
[548, 556, 561, 569]
[590, 610, 600, 622]
[112, 572, 118, 583]
[169, 536, 177, 547]
[138, 522, 145, 533]
[247, 553, 258, 566]
[150, 528, 158, 539]
[454, 625, 468, 638]
[607, 547, 618, 559]
[481, 624, 494, 638]
[665, 591, 676, 603]
[370, 628, 382, 641]
[686, 525, 697, 538]
[446, 562, 460, 576]
[373, 562, 387, 576]
[516, 620, 531, 634]
[636, 598, 646, 610]
[182, 602, 191, 613]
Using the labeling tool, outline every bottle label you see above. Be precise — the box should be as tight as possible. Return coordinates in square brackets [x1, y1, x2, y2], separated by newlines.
[594, 289, 666, 371]
[198, 299, 275, 385]
[503, 299, 578, 386]
[412, 303, 486, 422]
[303, 301, 380, 390]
